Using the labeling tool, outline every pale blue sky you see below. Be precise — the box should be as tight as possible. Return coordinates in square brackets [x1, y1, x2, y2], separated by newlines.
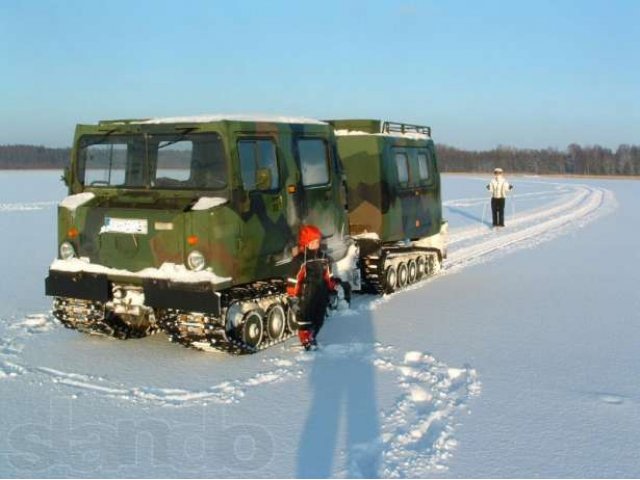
[1, 0, 638, 149]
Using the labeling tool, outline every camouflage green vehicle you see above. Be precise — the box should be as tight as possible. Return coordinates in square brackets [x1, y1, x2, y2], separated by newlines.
[327, 119, 448, 294]
[45, 115, 354, 352]
[45, 115, 446, 353]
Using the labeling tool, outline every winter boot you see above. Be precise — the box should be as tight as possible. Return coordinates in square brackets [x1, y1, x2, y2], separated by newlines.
[298, 330, 313, 350]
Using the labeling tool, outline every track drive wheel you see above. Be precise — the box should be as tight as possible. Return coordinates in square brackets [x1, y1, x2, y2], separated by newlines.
[426, 254, 442, 275]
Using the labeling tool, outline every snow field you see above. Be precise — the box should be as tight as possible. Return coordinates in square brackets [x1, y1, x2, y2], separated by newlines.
[0, 310, 479, 475]
[0, 173, 624, 477]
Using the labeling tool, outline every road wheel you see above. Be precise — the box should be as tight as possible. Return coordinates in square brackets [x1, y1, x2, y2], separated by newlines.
[407, 259, 418, 284]
[233, 309, 264, 348]
[384, 265, 397, 294]
[416, 256, 426, 279]
[397, 262, 408, 288]
[286, 305, 299, 333]
[266, 303, 286, 340]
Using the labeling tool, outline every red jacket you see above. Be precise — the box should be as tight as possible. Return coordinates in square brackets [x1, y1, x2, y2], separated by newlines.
[287, 224, 336, 297]
[287, 258, 336, 297]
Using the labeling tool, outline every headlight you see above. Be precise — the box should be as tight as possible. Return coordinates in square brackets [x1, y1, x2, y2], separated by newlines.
[187, 250, 206, 271]
[59, 241, 76, 260]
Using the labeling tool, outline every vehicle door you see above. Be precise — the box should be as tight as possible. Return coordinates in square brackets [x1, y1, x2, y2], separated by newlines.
[415, 147, 440, 237]
[236, 137, 290, 278]
[387, 147, 413, 239]
[293, 137, 338, 240]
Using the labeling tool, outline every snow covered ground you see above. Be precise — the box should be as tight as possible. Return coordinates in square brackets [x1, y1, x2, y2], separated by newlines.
[0, 171, 638, 478]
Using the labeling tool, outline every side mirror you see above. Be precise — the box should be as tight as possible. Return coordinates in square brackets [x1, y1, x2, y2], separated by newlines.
[232, 187, 250, 213]
[62, 166, 71, 187]
[256, 168, 272, 191]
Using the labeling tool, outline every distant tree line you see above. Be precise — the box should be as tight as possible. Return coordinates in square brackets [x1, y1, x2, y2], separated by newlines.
[0, 145, 71, 169]
[437, 144, 640, 176]
[2, 143, 640, 176]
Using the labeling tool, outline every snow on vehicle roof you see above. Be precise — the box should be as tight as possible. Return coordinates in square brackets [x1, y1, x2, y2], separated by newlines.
[130, 114, 327, 125]
[334, 129, 431, 140]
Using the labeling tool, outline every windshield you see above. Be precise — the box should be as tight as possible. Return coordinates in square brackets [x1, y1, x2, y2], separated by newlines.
[78, 133, 228, 191]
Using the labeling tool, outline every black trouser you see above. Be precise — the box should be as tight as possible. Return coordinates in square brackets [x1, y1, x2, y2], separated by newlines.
[491, 197, 506, 226]
[298, 285, 329, 335]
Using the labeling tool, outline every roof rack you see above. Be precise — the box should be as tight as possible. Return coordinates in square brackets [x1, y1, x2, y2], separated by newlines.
[381, 121, 431, 136]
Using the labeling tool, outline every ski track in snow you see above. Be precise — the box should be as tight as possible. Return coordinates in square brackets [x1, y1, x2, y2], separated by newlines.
[354, 182, 616, 313]
[446, 180, 615, 269]
[0, 178, 617, 476]
[443, 187, 569, 209]
[32, 364, 306, 405]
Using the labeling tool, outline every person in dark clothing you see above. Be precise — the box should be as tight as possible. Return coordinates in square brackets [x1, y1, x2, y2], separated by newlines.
[287, 224, 337, 350]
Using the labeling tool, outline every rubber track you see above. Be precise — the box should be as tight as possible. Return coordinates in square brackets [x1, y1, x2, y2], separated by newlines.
[53, 298, 154, 339]
[158, 279, 294, 355]
[362, 246, 440, 294]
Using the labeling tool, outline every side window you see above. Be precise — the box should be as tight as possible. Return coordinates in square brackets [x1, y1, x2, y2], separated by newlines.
[417, 152, 430, 181]
[395, 152, 410, 185]
[238, 139, 279, 191]
[297, 138, 330, 187]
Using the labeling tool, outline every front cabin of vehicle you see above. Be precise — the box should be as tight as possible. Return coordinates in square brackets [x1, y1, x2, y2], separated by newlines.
[61, 120, 236, 280]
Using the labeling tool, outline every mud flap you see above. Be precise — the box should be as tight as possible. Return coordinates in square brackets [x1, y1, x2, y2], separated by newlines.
[45, 270, 110, 302]
[143, 279, 222, 316]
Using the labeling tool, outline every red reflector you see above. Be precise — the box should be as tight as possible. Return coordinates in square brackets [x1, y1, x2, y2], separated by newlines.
[187, 235, 199, 246]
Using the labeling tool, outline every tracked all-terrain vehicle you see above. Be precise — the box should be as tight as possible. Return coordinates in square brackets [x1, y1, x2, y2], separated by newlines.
[45, 115, 446, 354]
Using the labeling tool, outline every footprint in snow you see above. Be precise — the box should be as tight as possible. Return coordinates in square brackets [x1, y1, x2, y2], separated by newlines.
[598, 394, 626, 405]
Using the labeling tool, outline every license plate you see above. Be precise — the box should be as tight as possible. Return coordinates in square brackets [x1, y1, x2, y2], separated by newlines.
[102, 217, 148, 235]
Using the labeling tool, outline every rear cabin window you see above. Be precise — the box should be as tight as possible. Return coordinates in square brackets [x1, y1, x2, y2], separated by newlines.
[395, 152, 410, 185]
[238, 139, 279, 191]
[417, 152, 430, 181]
[297, 138, 330, 187]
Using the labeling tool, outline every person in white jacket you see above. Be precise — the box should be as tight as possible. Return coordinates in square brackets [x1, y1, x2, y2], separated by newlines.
[486, 168, 513, 227]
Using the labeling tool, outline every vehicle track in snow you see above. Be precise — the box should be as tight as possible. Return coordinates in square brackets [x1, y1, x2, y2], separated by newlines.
[0, 200, 57, 212]
[445, 180, 616, 271]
